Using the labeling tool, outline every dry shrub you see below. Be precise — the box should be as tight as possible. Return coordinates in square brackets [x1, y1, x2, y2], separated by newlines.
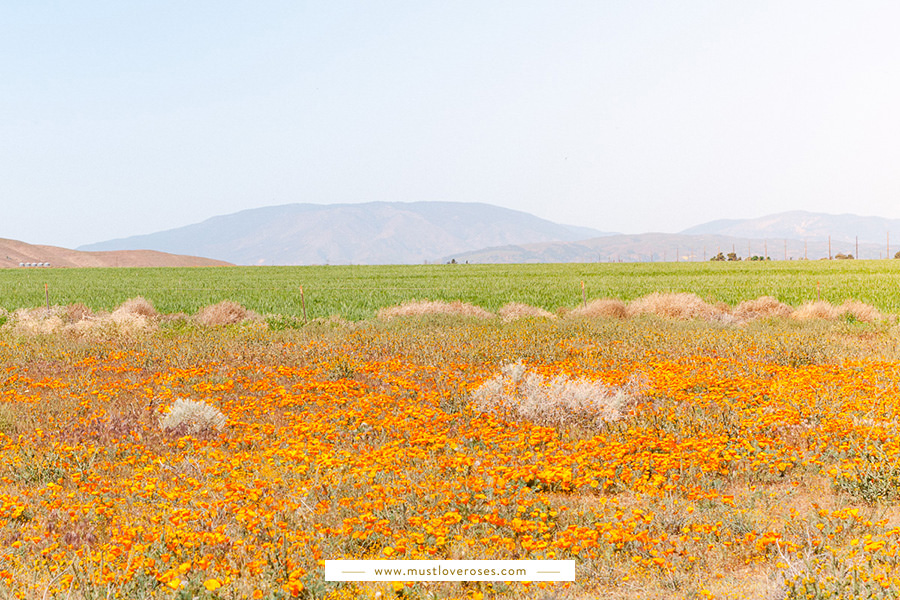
[627, 292, 726, 320]
[565, 298, 628, 319]
[733, 296, 793, 321]
[112, 297, 158, 318]
[377, 300, 494, 320]
[840, 299, 882, 323]
[6, 307, 66, 335]
[791, 301, 841, 321]
[65, 303, 93, 323]
[159, 398, 227, 436]
[102, 297, 159, 333]
[194, 300, 260, 326]
[472, 361, 646, 429]
[108, 312, 155, 334]
[497, 302, 556, 322]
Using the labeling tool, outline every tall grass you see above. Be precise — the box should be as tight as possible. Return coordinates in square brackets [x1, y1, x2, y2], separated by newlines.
[1, 260, 900, 320]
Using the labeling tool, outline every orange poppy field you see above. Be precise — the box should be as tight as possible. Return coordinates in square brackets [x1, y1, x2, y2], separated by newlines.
[2, 305, 900, 599]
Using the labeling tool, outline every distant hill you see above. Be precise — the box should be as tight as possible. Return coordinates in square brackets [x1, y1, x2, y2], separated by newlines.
[0, 239, 232, 268]
[443, 232, 889, 263]
[681, 210, 900, 245]
[80, 202, 613, 265]
[444, 210, 900, 263]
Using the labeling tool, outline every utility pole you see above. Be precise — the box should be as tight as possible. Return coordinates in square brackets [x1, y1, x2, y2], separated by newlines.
[784, 239, 787, 261]
[828, 235, 832, 260]
[764, 240, 768, 260]
[856, 236, 859, 259]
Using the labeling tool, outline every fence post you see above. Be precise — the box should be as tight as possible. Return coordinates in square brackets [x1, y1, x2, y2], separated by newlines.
[45, 283, 50, 310]
[581, 281, 586, 309]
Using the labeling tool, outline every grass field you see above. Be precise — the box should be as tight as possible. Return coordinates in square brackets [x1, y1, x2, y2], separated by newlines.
[3, 260, 900, 320]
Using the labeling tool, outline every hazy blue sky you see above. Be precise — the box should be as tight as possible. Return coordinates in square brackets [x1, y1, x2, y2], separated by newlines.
[4, 1, 900, 247]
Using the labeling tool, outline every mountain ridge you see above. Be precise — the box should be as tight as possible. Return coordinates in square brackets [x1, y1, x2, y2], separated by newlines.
[80, 201, 613, 265]
[74, 204, 900, 265]
[681, 210, 900, 244]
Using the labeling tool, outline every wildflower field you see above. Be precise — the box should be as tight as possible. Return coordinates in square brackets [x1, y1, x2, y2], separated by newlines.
[4, 265, 900, 598]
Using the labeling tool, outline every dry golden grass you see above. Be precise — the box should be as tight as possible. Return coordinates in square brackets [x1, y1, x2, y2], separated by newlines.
[791, 300, 840, 320]
[64, 303, 94, 323]
[626, 292, 726, 320]
[112, 296, 158, 318]
[377, 299, 495, 320]
[193, 300, 260, 326]
[839, 299, 883, 322]
[733, 296, 794, 321]
[565, 298, 628, 319]
[497, 302, 556, 322]
[7, 307, 66, 335]
[789, 299, 882, 322]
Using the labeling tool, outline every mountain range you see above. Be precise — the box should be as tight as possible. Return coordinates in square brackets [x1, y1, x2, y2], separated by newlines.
[80, 202, 612, 265]
[66, 205, 900, 265]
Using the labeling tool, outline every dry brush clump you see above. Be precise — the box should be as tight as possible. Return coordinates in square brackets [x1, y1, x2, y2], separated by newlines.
[64, 303, 94, 323]
[733, 296, 794, 321]
[193, 300, 260, 326]
[3, 298, 160, 336]
[791, 300, 841, 321]
[626, 292, 727, 321]
[112, 296, 158, 318]
[377, 299, 495, 320]
[107, 297, 159, 332]
[158, 398, 227, 436]
[5, 307, 67, 335]
[791, 299, 883, 322]
[472, 361, 646, 429]
[497, 302, 556, 322]
[564, 298, 628, 320]
[839, 299, 883, 323]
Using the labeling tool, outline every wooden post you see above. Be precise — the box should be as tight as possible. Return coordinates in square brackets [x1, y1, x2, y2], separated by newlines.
[828, 235, 831, 260]
[817, 281, 821, 302]
[300, 285, 308, 324]
[45, 283, 50, 310]
[581, 281, 586, 309]
[856, 236, 858, 259]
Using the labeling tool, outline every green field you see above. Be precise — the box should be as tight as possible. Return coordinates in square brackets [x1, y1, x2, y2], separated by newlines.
[2, 260, 900, 320]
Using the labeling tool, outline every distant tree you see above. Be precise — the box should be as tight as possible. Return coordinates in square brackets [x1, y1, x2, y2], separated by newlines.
[710, 252, 726, 262]
[727, 252, 740, 261]
[835, 253, 854, 260]
[894, 250, 900, 259]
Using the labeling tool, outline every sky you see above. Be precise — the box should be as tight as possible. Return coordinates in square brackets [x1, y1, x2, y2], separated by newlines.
[4, 1, 900, 248]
